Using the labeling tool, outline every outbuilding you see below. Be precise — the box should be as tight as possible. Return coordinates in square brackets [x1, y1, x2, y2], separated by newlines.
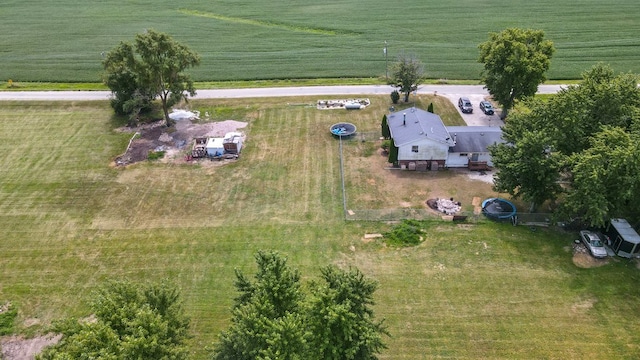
[606, 218, 640, 258]
[206, 137, 225, 157]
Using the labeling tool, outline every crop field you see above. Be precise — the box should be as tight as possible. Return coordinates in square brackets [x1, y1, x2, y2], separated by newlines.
[2, 96, 640, 359]
[1, 0, 639, 82]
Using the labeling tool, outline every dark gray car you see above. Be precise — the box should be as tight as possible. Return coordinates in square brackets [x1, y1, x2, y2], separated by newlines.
[458, 97, 473, 113]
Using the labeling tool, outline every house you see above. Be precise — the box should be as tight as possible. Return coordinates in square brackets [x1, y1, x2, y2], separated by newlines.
[387, 107, 503, 170]
[445, 126, 503, 170]
[387, 107, 455, 170]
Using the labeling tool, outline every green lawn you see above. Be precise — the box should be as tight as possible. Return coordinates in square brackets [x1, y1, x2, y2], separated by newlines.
[1, 0, 639, 82]
[1, 98, 640, 359]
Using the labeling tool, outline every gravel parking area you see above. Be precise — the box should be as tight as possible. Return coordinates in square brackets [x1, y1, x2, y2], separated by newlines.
[442, 93, 504, 127]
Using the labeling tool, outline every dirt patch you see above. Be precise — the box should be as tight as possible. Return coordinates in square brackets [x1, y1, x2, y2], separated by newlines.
[1, 334, 61, 360]
[114, 119, 247, 166]
[572, 242, 609, 268]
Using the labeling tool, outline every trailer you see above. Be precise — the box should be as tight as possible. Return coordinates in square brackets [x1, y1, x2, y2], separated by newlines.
[606, 218, 640, 258]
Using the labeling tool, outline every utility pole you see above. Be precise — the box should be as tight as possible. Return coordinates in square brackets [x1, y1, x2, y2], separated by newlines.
[384, 41, 388, 81]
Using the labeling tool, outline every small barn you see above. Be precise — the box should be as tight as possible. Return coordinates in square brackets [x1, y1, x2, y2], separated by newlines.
[606, 218, 640, 258]
[206, 137, 225, 157]
[445, 126, 504, 170]
[387, 107, 455, 170]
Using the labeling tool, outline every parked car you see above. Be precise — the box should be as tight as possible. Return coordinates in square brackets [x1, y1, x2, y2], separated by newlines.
[479, 100, 494, 115]
[458, 97, 473, 113]
[579, 230, 608, 258]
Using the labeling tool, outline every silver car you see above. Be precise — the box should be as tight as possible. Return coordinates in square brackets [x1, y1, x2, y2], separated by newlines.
[579, 230, 608, 258]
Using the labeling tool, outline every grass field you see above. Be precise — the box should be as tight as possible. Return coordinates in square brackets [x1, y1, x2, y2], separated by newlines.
[1, 0, 639, 82]
[2, 97, 640, 359]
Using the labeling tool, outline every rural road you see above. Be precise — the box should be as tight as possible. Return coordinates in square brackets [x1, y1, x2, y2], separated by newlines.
[0, 84, 565, 101]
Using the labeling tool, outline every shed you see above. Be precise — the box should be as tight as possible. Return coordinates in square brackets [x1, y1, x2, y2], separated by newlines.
[206, 137, 225, 157]
[606, 218, 640, 258]
[223, 132, 243, 154]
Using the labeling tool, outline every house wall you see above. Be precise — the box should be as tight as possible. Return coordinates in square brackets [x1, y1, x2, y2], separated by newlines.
[397, 140, 449, 162]
[446, 151, 493, 168]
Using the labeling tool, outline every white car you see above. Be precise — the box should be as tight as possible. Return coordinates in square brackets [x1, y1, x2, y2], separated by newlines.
[579, 230, 608, 258]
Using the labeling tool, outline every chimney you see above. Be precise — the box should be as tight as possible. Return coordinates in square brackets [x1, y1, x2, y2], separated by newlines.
[403, 113, 406, 126]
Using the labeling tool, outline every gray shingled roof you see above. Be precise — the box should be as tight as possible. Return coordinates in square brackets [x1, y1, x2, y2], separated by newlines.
[388, 107, 454, 146]
[446, 126, 503, 153]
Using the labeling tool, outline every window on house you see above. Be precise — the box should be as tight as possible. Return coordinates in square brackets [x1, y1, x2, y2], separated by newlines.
[412, 145, 419, 153]
[459, 153, 467, 157]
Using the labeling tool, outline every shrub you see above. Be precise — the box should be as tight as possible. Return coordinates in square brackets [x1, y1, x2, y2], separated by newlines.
[383, 219, 425, 247]
[147, 150, 166, 161]
[390, 90, 400, 104]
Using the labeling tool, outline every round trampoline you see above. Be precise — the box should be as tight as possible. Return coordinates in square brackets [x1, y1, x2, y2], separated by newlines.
[481, 198, 517, 220]
[330, 122, 357, 138]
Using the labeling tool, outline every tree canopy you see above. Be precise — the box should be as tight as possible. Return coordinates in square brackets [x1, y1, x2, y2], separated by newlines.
[478, 28, 555, 118]
[103, 29, 201, 126]
[213, 251, 388, 360]
[489, 63, 640, 226]
[390, 53, 424, 102]
[38, 280, 190, 360]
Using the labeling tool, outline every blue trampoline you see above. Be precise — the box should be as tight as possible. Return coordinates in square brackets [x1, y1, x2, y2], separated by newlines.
[482, 198, 517, 220]
[330, 122, 357, 138]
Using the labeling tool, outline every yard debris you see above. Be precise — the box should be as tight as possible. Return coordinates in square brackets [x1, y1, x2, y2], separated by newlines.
[427, 198, 462, 215]
[317, 98, 370, 110]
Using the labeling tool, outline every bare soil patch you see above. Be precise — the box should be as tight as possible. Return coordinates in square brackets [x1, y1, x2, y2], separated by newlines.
[572, 242, 609, 268]
[1, 334, 61, 360]
[114, 119, 247, 166]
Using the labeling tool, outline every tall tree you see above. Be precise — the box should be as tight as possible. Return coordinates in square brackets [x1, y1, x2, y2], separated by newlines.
[213, 251, 389, 360]
[38, 280, 190, 360]
[390, 53, 424, 102]
[490, 63, 640, 225]
[103, 30, 201, 126]
[306, 266, 388, 360]
[381, 114, 390, 139]
[478, 28, 555, 119]
[213, 251, 306, 360]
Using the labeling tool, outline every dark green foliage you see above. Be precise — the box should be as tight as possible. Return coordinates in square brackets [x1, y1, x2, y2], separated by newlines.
[213, 251, 388, 360]
[147, 150, 165, 161]
[381, 140, 390, 152]
[103, 30, 200, 125]
[307, 266, 388, 360]
[390, 54, 424, 102]
[0, 303, 17, 335]
[490, 63, 640, 226]
[390, 90, 400, 104]
[427, 102, 434, 113]
[383, 220, 425, 247]
[478, 28, 555, 118]
[387, 141, 398, 165]
[37, 280, 190, 360]
[381, 114, 390, 139]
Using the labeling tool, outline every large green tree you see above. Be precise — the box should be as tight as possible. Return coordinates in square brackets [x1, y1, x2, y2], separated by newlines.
[490, 64, 640, 226]
[38, 280, 190, 360]
[478, 28, 555, 119]
[390, 53, 424, 103]
[306, 266, 388, 360]
[213, 251, 388, 360]
[103, 30, 200, 126]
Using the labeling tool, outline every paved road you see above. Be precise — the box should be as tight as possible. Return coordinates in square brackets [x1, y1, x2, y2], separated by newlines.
[0, 84, 565, 101]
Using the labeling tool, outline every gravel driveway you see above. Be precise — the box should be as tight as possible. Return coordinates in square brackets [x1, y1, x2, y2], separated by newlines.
[441, 92, 504, 127]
